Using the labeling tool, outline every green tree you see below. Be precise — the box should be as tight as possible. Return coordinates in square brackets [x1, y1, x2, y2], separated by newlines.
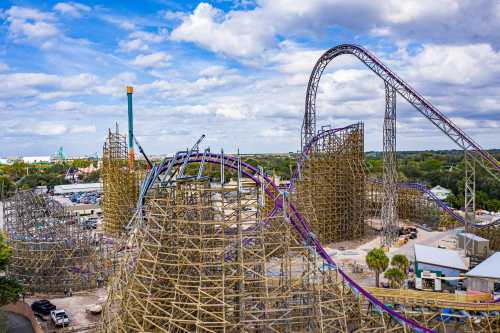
[81, 170, 100, 183]
[384, 268, 405, 288]
[0, 176, 14, 198]
[0, 234, 22, 306]
[366, 248, 389, 287]
[391, 254, 409, 273]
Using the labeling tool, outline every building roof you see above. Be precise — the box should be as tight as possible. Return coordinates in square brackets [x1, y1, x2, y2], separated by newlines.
[414, 244, 467, 271]
[459, 232, 488, 242]
[53, 183, 102, 194]
[431, 185, 451, 192]
[465, 252, 500, 279]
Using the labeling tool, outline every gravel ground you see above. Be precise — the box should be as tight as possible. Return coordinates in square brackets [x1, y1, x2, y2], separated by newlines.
[27, 288, 106, 332]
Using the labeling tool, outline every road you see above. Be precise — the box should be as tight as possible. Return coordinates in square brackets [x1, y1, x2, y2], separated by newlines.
[390, 227, 457, 259]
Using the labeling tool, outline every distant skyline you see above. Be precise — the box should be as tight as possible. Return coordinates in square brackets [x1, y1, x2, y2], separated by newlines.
[1, 1, 499, 156]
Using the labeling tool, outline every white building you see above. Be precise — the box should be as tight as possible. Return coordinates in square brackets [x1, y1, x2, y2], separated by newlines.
[430, 185, 452, 200]
[0, 158, 13, 165]
[22, 156, 51, 164]
[465, 252, 500, 295]
[53, 183, 102, 195]
[414, 244, 467, 291]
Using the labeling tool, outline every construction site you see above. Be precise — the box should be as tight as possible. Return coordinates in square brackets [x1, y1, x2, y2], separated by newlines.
[2, 44, 500, 332]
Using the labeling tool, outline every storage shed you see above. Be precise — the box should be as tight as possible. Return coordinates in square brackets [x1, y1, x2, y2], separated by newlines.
[465, 252, 500, 295]
[457, 232, 489, 258]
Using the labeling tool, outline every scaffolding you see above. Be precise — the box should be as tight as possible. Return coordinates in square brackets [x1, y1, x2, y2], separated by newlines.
[471, 224, 500, 251]
[2, 190, 110, 293]
[100, 146, 500, 332]
[102, 178, 410, 332]
[101, 126, 139, 235]
[366, 183, 441, 229]
[292, 123, 365, 244]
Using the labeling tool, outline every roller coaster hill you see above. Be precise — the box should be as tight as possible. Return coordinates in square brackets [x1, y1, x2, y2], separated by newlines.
[99, 44, 500, 332]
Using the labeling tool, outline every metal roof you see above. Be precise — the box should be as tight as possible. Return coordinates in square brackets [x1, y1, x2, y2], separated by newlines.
[414, 244, 467, 271]
[465, 252, 500, 279]
[53, 183, 102, 194]
[459, 232, 489, 242]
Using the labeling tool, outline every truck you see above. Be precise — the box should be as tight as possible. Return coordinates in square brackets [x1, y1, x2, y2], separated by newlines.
[50, 309, 70, 327]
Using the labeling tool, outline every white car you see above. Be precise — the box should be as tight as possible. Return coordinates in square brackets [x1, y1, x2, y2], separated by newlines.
[50, 309, 70, 327]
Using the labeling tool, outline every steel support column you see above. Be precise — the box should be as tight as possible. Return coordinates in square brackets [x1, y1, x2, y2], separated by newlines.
[381, 82, 398, 246]
[464, 151, 476, 231]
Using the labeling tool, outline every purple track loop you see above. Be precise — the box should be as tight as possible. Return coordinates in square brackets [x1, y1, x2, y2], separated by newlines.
[159, 137, 434, 332]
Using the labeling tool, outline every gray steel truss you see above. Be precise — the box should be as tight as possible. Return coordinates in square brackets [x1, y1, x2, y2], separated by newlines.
[302, 44, 500, 183]
[381, 82, 398, 246]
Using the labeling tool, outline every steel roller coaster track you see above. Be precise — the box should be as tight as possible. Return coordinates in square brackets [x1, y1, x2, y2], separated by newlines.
[131, 125, 498, 332]
[124, 44, 500, 332]
[302, 44, 500, 183]
[134, 135, 436, 332]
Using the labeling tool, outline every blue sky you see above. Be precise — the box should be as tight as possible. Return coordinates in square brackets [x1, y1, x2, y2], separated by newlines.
[1, 0, 499, 157]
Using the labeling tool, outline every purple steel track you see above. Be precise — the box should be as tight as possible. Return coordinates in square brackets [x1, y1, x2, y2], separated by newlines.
[302, 44, 500, 182]
[157, 143, 433, 332]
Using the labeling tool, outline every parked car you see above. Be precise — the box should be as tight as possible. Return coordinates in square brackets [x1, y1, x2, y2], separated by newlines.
[31, 300, 56, 315]
[82, 218, 97, 230]
[50, 309, 70, 327]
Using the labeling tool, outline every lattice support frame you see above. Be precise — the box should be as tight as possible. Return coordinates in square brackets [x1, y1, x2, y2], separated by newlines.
[101, 127, 139, 235]
[3, 190, 110, 293]
[292, 123, 365, 244]
[381, 82, 398, 246]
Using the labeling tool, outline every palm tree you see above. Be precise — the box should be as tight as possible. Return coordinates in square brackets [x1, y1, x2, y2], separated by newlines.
[384, 268, 405, 288]
[366, 248, 389, 287]
[391, 254, 409, 273]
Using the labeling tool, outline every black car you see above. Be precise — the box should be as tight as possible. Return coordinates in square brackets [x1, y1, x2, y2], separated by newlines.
[31, 300, 56, 315]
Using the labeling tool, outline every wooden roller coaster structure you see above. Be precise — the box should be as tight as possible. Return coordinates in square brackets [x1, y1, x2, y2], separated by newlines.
[99, 44, 500, 332]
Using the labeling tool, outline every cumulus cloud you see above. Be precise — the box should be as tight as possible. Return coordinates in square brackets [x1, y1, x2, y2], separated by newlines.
[2, 1, 500, 155]
[0, 72, 97, 99]
[51, 100, 83, 111]
[171, 1, 500, 60]
[70, 125, 96, 134]
[6, 6, 59, 41]
[99, 14, 136, 30]
[31, 122, 68, 136]
[95, 72, 137, 97]
[131, 52, 171, 68]
[407, 44, 500, 86]
[53, 2, 91, 18]
[119, 29, 168, 52]
[170, 3, 274, 57]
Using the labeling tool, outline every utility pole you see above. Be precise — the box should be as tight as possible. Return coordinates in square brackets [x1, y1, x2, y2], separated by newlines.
[127, 86, 135, 171]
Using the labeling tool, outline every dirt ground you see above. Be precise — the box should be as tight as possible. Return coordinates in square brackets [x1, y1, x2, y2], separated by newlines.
[27, 288, 106, 332]
[321, 226, 459, 287]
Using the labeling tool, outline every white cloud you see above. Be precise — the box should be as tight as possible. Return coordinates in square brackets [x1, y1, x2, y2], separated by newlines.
[119, 29, 168, 52]
[131, 52, 171, 68]
[99, 14, 136, 30]
[32, 122, 68, 136]
[0, 63, 9, 72]
[52, 100, 83, 111]
[170, 3, 273, 57]
[119, 39, 149, 52]
[215, 105, 247, 120]
[53, 2, 91, 18]
[6, 6, 59, 41]
[95, 72, 137, 97]
[407, 44, 500, 86]
[0, 72, 97, 99]
[171, 0, 500, 60]
[70, 125, 96, 134]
